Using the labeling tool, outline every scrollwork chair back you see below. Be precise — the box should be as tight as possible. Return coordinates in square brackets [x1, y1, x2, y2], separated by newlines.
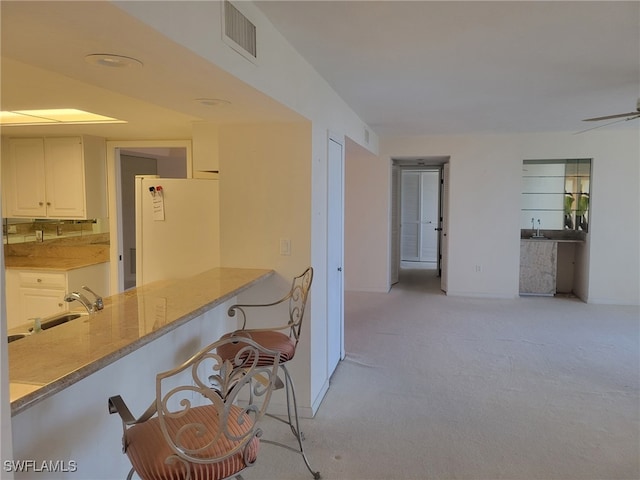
[108, 336, 281, 480]
[228, 266, 313, 345]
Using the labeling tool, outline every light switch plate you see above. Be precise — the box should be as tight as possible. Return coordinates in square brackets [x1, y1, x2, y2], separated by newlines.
[280, 238, 291, 256]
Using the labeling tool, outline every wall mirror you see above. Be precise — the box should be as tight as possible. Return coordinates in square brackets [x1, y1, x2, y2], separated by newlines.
[521, 159, 591, 232]
[3, 218, 108, 244]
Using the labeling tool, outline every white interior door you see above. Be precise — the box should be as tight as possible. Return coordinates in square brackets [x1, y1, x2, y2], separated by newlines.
[391, 165, 400, 284]
[420, 171, 439, 264]
[327, 135, 345, 376]
[441, 163, 450, 292]
[401, 170, 439, 265]
[401, 171, 420, 261]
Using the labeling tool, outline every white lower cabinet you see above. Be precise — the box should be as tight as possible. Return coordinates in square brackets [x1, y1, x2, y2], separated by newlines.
[5, 263, 109, 330]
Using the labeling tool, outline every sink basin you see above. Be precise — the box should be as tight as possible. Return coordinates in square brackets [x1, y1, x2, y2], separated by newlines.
[7, 333, 29, 343]
[28, 312, 87, 332]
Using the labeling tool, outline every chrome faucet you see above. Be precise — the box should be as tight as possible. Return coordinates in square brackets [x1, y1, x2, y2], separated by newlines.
[82, 285, 104, 311]
[64, 292, 94, 314]
[536, 219, 541, 238]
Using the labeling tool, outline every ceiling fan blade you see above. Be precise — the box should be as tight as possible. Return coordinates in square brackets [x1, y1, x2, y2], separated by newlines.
[574, 115, 640, 134]
[583, 111, 640, 121]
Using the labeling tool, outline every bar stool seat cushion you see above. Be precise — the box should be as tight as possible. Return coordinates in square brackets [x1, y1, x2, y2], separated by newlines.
[124, 404, 259, 480]
[218, 331, 296, 366]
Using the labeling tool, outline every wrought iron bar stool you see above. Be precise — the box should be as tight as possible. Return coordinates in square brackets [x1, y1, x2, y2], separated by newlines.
[108, 336, 281, 480]
[217, 266, 321, 479]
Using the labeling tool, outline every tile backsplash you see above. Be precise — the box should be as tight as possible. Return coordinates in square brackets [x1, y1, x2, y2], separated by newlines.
[3, 218, 109, 244]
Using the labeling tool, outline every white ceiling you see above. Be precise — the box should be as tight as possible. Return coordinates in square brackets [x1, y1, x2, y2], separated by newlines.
[0, 1, 302, 140]
[256, 1, 640, 135]
[1, 1, 639, 140]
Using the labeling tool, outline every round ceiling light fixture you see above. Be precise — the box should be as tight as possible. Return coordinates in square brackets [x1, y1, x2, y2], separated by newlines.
[84, 54, 143, 68]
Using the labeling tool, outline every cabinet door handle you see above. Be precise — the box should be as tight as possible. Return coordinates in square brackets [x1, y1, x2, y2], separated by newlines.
[39, 202, 44, 206]
[46, 202, 51, 206]
[37, 278, 42, 283]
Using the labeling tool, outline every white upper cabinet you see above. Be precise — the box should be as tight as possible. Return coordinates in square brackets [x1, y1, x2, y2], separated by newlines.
[191, 122, 219, 177]
[6, 138, 47, 217]
[5, 136, 107, 219]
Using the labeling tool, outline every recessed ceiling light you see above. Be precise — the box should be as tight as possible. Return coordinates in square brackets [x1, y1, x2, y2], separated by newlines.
[84, 54, 143, 68]
[195, 98, 231, 107]
[0, 109, 126, 126]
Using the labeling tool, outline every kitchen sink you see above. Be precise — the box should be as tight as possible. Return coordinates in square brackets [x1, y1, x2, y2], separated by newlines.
[7, 333, 29, 343]
[28, 312, 87, 332]
[8, 312, 88, 341]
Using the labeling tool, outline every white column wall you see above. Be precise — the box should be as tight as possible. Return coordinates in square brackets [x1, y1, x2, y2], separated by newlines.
[344, 138, 389, 292]
[216, 121, 323, 415]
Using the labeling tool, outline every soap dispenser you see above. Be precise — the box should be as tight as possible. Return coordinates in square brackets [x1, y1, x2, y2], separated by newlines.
[31, 318, 42, 334]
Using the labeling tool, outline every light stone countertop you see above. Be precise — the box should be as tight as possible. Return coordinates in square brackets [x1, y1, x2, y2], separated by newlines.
[8, 267, 274, 416]
[5, 237, 110, 271]
[4, 255, 109, 271]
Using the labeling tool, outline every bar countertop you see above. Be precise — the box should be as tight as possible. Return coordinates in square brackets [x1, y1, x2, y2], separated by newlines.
[8, 267, 274, 416]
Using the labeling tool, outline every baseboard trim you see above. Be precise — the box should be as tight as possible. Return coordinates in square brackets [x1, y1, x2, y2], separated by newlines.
[585, 297, 640, 306]
[260, 377, 330, 419]
[309, 377, 330, 416]
[445, 290, 519, 300]
[345, 287, 390, 293]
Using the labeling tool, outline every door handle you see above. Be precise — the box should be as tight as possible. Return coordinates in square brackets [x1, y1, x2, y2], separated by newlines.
[434, 227, 442, 231]
[337, 267, 342, 272]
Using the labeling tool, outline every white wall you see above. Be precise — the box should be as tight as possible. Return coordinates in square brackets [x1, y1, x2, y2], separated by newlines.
[346, 129, 640, 305]
[344, 138, 388, 292]
[218, 122, 311, 276]
[216, 121, 319, 413]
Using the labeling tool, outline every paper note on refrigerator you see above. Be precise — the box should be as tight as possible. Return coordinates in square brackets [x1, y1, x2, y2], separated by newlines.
[153, 194, 165, 221]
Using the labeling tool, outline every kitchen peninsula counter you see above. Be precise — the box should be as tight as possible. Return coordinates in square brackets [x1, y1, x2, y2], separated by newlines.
[8, 267, 273, 415]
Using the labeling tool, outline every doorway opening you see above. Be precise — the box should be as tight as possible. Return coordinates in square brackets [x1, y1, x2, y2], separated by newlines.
[107, 141, 191, 294]
[118, 148, 187, 290]
[391, 156, 450, 292]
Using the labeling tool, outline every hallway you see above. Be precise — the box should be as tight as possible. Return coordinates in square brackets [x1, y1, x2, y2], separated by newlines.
[396, 263, 443, 293]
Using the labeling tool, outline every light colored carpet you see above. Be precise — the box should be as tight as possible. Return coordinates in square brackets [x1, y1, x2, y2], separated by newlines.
[246, 268, 640, 480]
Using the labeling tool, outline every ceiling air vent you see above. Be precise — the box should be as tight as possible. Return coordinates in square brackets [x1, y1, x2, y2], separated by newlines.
[223, 1, 257, 62]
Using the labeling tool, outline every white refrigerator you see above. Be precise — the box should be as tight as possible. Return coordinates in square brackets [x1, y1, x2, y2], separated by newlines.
[135, 175, 220, 286]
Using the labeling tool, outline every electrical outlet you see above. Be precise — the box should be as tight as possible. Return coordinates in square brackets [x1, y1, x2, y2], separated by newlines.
[474, 264, 482, 272]
[280, 238, 291, 256]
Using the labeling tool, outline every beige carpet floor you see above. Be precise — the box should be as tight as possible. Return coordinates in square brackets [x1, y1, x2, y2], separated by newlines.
[245, 268, 640, 480]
